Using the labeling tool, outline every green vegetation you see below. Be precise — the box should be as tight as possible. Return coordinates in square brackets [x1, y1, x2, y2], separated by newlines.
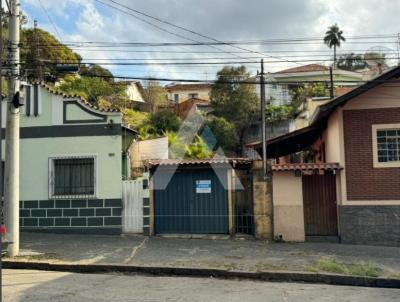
[324, 24, 346, 66]
[57, 75, 127, 104]
[142, 80, 168, 113]
[184, 135, 213, 159]
[21, 28, 82, 80]
[206, 117, 239, 154]
[80, 64, 114, 81]
[122, 109, 149, 129]
[291, 82, 328, 111]
[337, 53, 368, 71]
[210, 66, 259, 150]
[148, 110, 182, 135]
[310, 258, 381, 277]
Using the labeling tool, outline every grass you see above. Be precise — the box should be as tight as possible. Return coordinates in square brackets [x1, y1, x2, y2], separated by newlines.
[310, 258, 382, 277]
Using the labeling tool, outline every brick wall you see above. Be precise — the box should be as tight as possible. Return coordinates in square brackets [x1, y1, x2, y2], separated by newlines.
[343, 108, 400, 200]
[20, 198, 122, 234]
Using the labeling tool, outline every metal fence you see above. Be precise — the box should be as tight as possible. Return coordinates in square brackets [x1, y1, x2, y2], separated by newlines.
[233, 170, 254, 235]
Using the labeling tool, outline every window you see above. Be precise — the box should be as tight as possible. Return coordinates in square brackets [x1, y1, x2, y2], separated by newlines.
[372, 124, 400, 168]
[174, 94, 179, 102]
[377, 130, 400, 162]
[188, 93, 199, 99]
[49, 156, 96, 198]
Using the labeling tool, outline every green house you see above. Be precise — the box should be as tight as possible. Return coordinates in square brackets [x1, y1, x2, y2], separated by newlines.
[1, 83, 136, 234]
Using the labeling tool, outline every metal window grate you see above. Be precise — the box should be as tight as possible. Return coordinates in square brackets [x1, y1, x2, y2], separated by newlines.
[377, 129, 400, 163]
[51, 157, 95, 199]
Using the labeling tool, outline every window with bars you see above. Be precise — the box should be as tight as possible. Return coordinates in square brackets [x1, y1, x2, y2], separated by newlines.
[376, 129, 400, 163]
[50, 156, 96, 198]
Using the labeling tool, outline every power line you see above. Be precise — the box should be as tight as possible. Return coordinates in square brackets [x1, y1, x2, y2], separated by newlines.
[94, 0, 301, 65]
[38, 0, 62, 40]
[92, 0, 258, 63]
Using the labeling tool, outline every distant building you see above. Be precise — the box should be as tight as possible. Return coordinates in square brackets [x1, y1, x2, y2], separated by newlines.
[125, 81, 145, 103]
[253, 64, 364, 107]
[165, 83, 212, 104]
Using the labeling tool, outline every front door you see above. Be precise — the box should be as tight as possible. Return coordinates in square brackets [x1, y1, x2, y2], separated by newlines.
[302, 174, 338, 236]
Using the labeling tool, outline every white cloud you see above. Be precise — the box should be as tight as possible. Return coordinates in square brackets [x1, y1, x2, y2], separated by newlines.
[22, 0, 400, 80]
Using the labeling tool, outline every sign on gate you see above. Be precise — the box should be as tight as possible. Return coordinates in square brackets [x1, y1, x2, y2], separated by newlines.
[196, 180, 212, 194]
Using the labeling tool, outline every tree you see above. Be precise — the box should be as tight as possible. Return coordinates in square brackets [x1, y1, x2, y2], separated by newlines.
[291, 83, 328, 111]
[337, 53, 367, 71]
[121, 108, 149, 129]
[80, 64, 114, 82]
[57, 76, 126, 104]
[265, 105, 295, 124]
[210, 66, 259, 151]
[206, 117, 239, 154]
[21, 28, 81, 80]
[324, 24, 346, 67]
[148, 110, 182, 135]
[184, 136, 213, 159]
[142, 80, 167, 113]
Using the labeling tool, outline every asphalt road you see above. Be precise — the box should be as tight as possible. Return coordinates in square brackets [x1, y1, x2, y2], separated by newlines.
[4, 269, 400, 302]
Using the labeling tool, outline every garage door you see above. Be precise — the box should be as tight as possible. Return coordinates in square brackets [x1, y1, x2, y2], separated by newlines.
[154, 169, 228, 234]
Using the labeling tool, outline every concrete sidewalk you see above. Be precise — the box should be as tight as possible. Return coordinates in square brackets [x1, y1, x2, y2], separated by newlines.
[6, 233, 400, 279]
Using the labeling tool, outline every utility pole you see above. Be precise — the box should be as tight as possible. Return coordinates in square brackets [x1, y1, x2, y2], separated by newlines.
[329, 66, 334, 99]
[260, 59, 267, 178]
[34, 19, 42, 81]
[4, 0, 21, 257]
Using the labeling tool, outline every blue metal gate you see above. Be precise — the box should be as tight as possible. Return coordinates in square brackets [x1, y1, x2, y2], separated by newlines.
[154, 169, 228, 234]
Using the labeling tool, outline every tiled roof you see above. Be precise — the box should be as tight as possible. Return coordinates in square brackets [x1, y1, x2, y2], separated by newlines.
[277, 64, 329, 74]
[147, 158, 253, 167]
[34, 82, 121, 113]
[166, 83, 212, 91]
[272, 163, 343, 171]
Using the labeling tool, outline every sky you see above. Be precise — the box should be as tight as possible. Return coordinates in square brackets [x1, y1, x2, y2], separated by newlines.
[18, 0, 400, 82]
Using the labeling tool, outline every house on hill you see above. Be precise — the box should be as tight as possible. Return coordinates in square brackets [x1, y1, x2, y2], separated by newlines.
[1, 83, 137, 234]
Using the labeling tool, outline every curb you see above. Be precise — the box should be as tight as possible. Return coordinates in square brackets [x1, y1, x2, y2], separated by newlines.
[3, 260, 400, 289]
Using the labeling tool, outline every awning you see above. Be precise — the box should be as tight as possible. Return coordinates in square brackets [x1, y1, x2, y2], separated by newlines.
[246, 123, 326, 158]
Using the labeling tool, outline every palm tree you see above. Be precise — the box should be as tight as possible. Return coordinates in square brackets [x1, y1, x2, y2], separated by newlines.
[324, 24, 346, 67]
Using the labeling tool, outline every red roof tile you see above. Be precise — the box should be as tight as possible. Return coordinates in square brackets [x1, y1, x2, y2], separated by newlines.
[272, 163, 343, 171]
[147, 158, 253, 167]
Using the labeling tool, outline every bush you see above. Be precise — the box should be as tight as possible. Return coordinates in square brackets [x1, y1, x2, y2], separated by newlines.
[149, 110, 182, 135]
[206, 117, 239, 153]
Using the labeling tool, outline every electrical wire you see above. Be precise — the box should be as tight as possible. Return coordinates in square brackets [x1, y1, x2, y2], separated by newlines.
[37, 0, 62, 41]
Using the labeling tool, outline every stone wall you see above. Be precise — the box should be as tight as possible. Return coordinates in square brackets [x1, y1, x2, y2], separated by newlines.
[20, 198, 122, 234]
[339, 205, 400, 247]
[252, 161, 273, 240]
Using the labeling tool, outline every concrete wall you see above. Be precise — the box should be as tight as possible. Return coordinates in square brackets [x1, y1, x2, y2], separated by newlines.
[130, 137, 168, 168]
[272, 171, 305, 242]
